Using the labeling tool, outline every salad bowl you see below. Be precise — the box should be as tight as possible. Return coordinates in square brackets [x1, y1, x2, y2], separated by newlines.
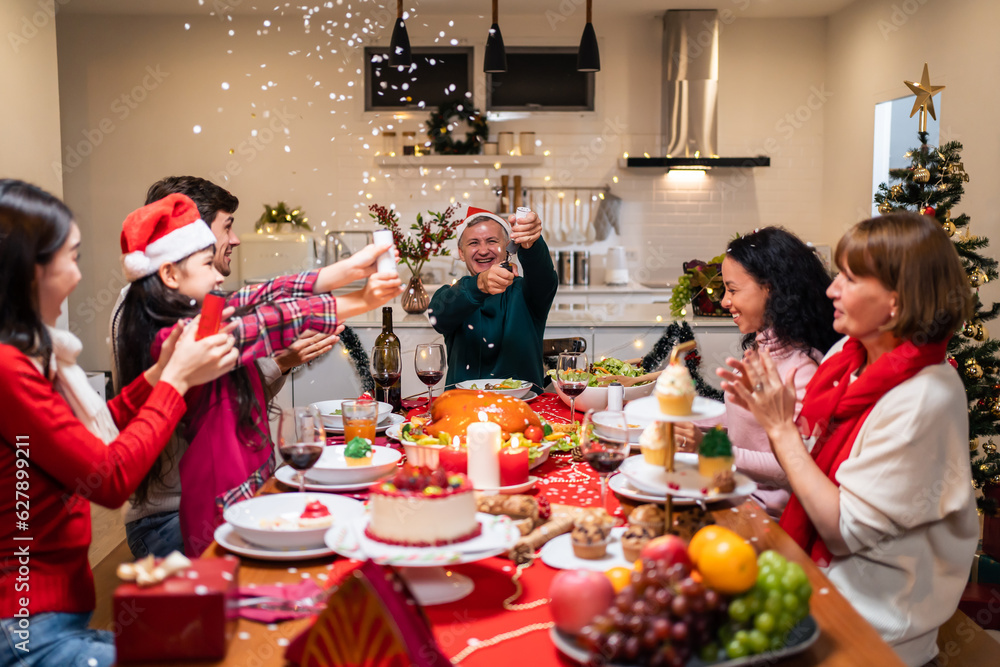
[456, 378, 532, 399]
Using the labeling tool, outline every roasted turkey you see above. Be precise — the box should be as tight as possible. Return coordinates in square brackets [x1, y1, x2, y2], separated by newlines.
[422, 389, 541, 438]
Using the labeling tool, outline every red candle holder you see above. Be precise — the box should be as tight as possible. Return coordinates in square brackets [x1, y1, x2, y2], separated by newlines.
[499, 445, 529, 487]
[439, 446, 468, 475]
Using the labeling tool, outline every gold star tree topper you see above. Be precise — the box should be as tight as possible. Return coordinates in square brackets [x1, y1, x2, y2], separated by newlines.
[904, 62, 945, 132]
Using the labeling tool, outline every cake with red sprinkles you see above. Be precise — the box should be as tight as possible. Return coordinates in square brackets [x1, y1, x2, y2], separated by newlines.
[366, 465, 481, 547]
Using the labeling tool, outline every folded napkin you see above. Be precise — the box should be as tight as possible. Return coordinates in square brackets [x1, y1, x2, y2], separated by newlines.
[237, 580, 326, 623]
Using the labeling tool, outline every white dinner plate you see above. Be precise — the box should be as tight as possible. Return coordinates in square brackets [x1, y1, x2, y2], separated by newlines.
[325, 412, 405, 435]
[625, 395, 726, 423]
[275, 465, 379, 493]
[326, 513, 520, 566]
[619, 454, 756, 501]
[214, 523, 338, 561]
[476, 476, 539, 494]
[306, 445, 401, 485]
[607, 472, 694, 506]
[539, 527, 632, 571]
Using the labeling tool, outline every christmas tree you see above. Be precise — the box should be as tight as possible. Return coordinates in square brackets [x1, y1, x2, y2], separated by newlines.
[873, 64, 1000, 512]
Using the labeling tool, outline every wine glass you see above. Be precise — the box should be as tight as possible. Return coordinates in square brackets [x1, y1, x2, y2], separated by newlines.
[370, 344, 402, 405]
[414, 343, 445, 414]
[580, 409, 630, 511]
[278, 406, 327, 493]
[556, 352, 589, 424]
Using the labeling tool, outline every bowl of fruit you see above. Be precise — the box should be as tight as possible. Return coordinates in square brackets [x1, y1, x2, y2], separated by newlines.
[549, 527, 818, 665]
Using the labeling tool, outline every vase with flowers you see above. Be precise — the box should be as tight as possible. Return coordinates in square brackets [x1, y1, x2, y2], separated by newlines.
[368, 203, 461, 314]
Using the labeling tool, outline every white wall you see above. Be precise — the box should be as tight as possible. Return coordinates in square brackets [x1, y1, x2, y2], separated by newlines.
[824, 0, 1000, 306]
[56, 8, 829, 371]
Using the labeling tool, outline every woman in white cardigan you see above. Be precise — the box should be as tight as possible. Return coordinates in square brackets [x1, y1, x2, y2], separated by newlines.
[723, 212, 979, 666]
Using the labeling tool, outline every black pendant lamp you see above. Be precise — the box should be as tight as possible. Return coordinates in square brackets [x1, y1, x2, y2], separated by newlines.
[577, 0, 600, 72]
[388, 0, 412, 68]
[484, 0, 507, 73]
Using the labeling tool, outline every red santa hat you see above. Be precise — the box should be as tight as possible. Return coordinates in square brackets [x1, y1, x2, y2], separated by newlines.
[455, 206, 511, 244]
[120, 193, 217, 282]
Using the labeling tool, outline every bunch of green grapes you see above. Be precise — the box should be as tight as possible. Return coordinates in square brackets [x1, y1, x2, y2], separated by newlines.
[717, 550, 812, 659]
[669, 274, 693, 318]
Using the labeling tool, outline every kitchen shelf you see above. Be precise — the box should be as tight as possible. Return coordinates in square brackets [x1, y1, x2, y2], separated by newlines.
[375, 155, 544, 168]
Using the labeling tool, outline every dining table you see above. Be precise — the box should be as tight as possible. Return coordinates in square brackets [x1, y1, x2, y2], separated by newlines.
[119, 393, 906, 667]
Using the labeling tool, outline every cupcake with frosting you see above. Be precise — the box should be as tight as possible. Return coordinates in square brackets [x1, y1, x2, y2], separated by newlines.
[655, 362, 696, 415]
[639, 422, 668, 466]
[698, 426, 735, 478]
[627, 504, 666, 536]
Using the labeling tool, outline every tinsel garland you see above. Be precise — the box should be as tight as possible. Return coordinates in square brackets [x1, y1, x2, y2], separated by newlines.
[641, 321, 724, 402]
[338, 325, 375, 395]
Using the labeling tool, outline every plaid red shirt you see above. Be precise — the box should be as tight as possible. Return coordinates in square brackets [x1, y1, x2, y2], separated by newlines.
[227, 270, 339, 368]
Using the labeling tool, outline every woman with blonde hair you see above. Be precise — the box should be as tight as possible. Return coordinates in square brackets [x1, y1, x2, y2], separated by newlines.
[726, 211, 979, 666]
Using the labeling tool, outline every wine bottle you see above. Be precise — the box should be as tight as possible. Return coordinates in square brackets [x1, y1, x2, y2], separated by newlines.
[375, 306, 402, 412]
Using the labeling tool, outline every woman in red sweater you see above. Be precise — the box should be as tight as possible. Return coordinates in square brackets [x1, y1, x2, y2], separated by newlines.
[0, 180, 237, 667]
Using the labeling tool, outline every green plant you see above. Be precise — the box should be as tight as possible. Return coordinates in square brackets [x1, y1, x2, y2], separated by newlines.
[255, 202, 311, 233]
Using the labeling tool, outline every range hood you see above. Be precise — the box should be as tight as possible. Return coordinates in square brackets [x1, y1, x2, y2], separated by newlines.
[623, 10, 769, 171]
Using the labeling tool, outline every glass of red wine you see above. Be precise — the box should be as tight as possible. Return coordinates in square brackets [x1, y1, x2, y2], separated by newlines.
[580, 409, 630, 512]
[556, 352, 589, 424]
[370, 344, 401, 406]
[414, 343, 445, 415]
[278, 406, 327, 493]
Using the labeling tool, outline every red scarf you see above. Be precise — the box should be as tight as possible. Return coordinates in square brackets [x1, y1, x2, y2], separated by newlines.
[778, 336, 949, 566]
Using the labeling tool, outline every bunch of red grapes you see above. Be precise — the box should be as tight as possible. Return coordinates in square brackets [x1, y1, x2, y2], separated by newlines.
[577, 560, 726, 667]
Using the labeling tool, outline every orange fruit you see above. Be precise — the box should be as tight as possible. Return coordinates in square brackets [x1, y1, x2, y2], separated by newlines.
[605, 567, 632, 593]
[696, 537, 758, 595]
[688, 525, 742, 563]
[632, 559, 644, 573]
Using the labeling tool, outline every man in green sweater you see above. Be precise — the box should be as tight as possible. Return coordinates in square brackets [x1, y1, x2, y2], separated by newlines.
[429, 207, 558, 391]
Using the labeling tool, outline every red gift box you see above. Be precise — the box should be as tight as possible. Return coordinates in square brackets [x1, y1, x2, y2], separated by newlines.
[113, 556, 239, 663]
[983, 485, 1000, 558]
[958, 583, 1000, 630]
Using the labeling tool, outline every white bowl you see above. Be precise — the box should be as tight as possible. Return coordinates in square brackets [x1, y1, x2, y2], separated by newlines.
[591, 410, 651, 444]
[402, 441, 446, 469]
[306, 445, 402, 485]
[456, 379, 532, 399]
[553, 381, 655, 413]
[223, 493, 363, 550]
[311, 399, 393, 430]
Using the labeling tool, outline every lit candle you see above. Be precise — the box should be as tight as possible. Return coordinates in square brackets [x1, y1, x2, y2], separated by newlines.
[466, 421, 501, 489]
[499, 436, 529, 487]
[439, 436, 468, 475]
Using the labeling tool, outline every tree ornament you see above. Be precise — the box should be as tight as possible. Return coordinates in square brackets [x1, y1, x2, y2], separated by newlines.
[922, 205, 936, 217]
[975, 323, 990, 342]
[991, 399, 1000, 419]
[889, 184, 904, 199]
[966, 358, 984, 379]
[963, 321, 978, 338]
[985, 442, 998, 455]
[878, 202, 893, 214]
[981, 464, 992, 473]
[943, 220, 957, 237]
[969, 268, 988, 288]
[912, 166, 931, 183]
[993, 475, 1000, 486]
[971, 438, 980, 452]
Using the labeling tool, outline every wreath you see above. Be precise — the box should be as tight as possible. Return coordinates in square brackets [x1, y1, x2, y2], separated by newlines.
[426, 100, 489, 155]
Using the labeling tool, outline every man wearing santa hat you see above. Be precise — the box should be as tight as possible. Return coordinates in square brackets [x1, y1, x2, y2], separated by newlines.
[429, 207, 557, 391]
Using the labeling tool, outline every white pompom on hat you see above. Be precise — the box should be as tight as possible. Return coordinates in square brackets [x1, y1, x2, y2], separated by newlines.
[120, 193, 218, 282]
[454, 205, 511, 244]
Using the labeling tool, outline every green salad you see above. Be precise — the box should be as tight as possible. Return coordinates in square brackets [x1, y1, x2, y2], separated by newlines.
[470, 378, 523, 390]
[546, 357, 650, 387]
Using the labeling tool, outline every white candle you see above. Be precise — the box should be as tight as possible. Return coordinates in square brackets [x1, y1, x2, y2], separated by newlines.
[466, 421, 501, 489]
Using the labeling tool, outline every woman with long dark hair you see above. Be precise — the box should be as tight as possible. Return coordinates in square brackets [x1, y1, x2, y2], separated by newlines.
[675, 227, 839, 517]
[0, 180, 235, 667]
[726, 213, 977, 665]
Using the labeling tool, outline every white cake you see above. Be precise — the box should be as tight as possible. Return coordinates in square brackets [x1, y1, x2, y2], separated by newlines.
[366, 466, 481, 547]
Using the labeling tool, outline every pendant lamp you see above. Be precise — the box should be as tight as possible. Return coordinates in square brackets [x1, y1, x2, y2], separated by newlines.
[577, 0, 600, 72]
[484, 0, 507, 73]
[388, 0, 412, 68]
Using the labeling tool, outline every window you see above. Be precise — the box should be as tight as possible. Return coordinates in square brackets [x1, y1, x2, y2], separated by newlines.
[364, 47, 473, 111]
[487, 47, 595, 112]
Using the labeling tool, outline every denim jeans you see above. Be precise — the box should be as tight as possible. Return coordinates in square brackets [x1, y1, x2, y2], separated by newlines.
[0, 611, 114, 667]
[125, 511, 183, 558]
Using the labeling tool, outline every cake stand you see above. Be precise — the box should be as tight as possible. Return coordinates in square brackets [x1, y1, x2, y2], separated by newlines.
[325, 513, 521, 605]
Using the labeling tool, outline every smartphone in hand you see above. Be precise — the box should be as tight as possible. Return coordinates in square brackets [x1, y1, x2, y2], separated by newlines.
[196, 291, 226, 340]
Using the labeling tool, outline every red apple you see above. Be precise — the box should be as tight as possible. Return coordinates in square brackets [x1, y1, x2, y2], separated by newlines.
[639, 535, 692, 569]
[549, 569, 615, 635]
